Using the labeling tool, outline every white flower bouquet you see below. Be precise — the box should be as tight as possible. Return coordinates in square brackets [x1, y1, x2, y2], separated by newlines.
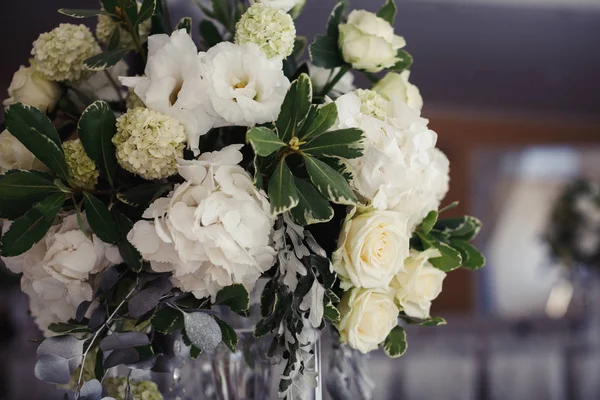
[0, 0, 484, 398]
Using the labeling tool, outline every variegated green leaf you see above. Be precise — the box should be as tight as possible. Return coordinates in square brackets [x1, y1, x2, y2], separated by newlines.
[303, 155, 357, 205]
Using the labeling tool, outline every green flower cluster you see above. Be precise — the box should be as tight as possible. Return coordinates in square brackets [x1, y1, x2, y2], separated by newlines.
[63, 139, 99, 189]
[104, 377, 164, 400]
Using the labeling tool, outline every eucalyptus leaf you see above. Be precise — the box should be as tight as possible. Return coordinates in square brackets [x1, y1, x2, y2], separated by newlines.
[309, 35, 345, 69]
[128, 277, 172, 317]
[276, 73, 312, 142]
[383, 326, 407, 358]
[183, 312, 222, 351]
[4, 103, 69, 180]
[304, 155, 357, 206]
[104, 348, 140, 368]
[76, 301, 92, 322]
[37, 335, 84, 373]
[84, 49, 131, 71]
[83, 192, 119, 244]
[247, 127, 287, 157]
[215, 284, 250, 316]
[79, 379, 103, 400]
[34, 354, 71, 384]
[78, 101, 118, 187]
[290, 178, 334, 226]
[100, 332, 150, 352]
[268, 158, 299, 216]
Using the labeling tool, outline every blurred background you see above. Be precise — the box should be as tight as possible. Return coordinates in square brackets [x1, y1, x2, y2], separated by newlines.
[1, 0, 599, 398]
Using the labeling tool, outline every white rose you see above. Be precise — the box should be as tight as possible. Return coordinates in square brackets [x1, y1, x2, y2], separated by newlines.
[249, 0, 305, 12]
[3, 65, 62, 112]
[42, 214, 121, 284]
[391, 249, 446, 319]
[373, 70, 423, 111]
[309, 64, 355, 97]
[128, 144, 277, 300]
[200, 42, 290, 128]
[338, 10, 406, 73]
[332, 208, 411, 290]
[337, 287, 399, 354]
[0, 129, 47, 174]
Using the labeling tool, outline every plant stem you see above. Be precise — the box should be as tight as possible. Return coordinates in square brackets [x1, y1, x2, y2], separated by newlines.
[104, 70, 125, 104]
[319, 65, 351, 97]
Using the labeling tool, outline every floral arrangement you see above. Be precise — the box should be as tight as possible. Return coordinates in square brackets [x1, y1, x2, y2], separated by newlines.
[546, 180, 600, 269]
[0, 0, 484, 398]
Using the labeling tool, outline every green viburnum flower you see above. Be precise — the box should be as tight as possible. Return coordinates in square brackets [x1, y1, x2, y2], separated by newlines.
[64, 139, 99, 189]
[113, 108, 186, 180]
[355, 89, 388, 121]
[96, 5, 152, 49]
[31, 23, 101, 82]
[125, 88, 145, 109]
[234, 3, 296, 59]
[104, 377, 164, 400]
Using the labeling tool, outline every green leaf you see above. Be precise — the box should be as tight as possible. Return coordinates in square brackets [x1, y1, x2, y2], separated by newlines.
[152, 308, 183, 333]
[0, 199, 40, 220]
[107, 27, 121, 50]
[324, 302, 341, 323]
[83, 192, 119, 244]
[215, 284, 250, 316]
[389, 50, 413, 72]
[214, 316, 238, 352]
[301, 128, 363, 159]
[190, 346, 202, 360]
[451, 240, 486, 270]
[417, 232, 463, 272]
[268, 158, 299, 216]
[78, 101, 118, 187]
[298, 102, 338, 141]
[84, 49, 131, 71]
[418, 210, 438, 235]
[113, 210, 143, 272]
[439, 201, 459, 214]
[58, 9, 110, 18]
[4, 103, 69, 180]
[176, 17, 192, 34]
[136, 0, 156, 26]
[48, 323, 89, 334]
[211, 0, 232, 29]
[0, 171, 59, 200]
[247, 127, 287, 157]
[290, 178, 334, 226]
[292, 36, 308, 59]
[383, 326, 407, 358]
[434, 216, 482, 241]
[303, 155, 357, 206]
[420, 316, 447, 326]
[309, 35, 345, 69]
[116, 183, 170, 208]
[377, 0, 397, 25]
[0, 193, 64, 256]
[276, 73, 312, 143]
[327, 2, 345, 39]
[199, 19, 223, 47]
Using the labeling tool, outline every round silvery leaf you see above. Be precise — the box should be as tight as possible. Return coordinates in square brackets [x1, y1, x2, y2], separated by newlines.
[128, 276, 173, 318]
[100, 332, 150, 352]
[183, 312, 222, 352]
[34, 354, 71, 384]
[79, 379, 103, 400]
[37, 335, 84, 372]
[103, 348, 140, 369]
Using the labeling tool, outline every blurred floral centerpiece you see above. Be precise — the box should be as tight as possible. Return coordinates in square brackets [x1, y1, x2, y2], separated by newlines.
[0, 0, 484, 398]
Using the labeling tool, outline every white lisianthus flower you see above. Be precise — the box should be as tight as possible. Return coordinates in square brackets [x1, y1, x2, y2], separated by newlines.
[1, 214, 121, 336]
[373, 70, 423, 111]
[249, 0, 304, 12]
[3, 66, 62, 112]
[128, 145, 277, 300]
[31, 23, 101, 82]
[337, 287, 399, 354]
[113, 108, 187, 180]
[335, 92, 449, 230]
[308, 64, 355, 97]
[338, 10, 406, 73]
[391, 249, 446, 319]
[76, 61, 129, 103]
[332, 208, 410, 290]
[64, 139, 99, 189]
[120, 30, 213, 155]
[0, 129, 47, 174]
[235, 3, 296, 59]
[200, 42, 289, 128]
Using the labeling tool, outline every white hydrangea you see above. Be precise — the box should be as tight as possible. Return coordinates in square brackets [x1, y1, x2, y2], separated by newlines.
[235, 3, 296, 59]
[113, 108, 186, 180]
[200, 42, 289, 128]
[128, 145, 277, 300]
[96, 5, 152, 49]
[120, 30, 213, 155]
[64, 139, 99, 189]
[31, 23, 101, 82]
[354, 89, 388, 120]
[335, 91, 449, 230]
[249, 0, 305, 13]
[373, 70, 423, 112]
[2, 214, 121, 336]
[309, 64, 355, 98]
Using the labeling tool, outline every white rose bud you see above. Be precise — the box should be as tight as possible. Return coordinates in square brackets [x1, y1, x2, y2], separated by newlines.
[0, 129, 47, 174]
[3, 66, 62, 112]
[373, 70, 423, 111]
[338, 287, 399, 354]
[338, 10, 406, 73]
[391, 249, 446, 319]
[332, 208, 411, 290]
[249, 0, 305, 13]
